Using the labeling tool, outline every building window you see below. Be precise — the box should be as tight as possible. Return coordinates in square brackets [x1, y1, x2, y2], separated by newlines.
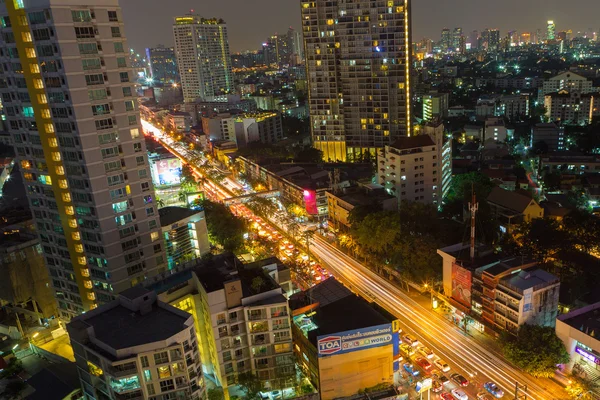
[153, 351, 168, 365]
[159, 379, 174, 393]
[140, 356, 149, 368]
[157, 365, 171, 379]
[108, 10, 118, 21]
[111, 27, 121, 38]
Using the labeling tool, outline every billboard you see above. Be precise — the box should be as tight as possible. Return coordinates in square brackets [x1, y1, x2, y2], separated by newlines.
[154, 158, 182, 186]
[317, 323, 394, 358]
[451, 262, 472, 309]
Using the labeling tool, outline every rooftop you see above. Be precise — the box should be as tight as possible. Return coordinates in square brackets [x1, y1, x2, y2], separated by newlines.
[500, 268, 559, 292]
[390, 135, 435, 150]
[558, 302, 600, 336]
[487, 187, 537, 214]
[289, 277, 353, 310]
[79, 293, 190, 351]
[159, 206, 202, 227]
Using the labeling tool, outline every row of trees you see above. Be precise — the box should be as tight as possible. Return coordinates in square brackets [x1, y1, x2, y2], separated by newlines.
[200, 199, 246, 253]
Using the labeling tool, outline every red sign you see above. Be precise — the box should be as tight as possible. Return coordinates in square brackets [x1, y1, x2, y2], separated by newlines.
[451, 263, 472, 309]
[318, 336, 342, 355]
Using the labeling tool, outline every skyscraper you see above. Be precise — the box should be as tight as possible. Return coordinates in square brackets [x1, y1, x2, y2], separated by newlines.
[173, 15, 233, 103]
[547, 20, 556, 41]
[441, 28, 451, 50]
[146, 45, 179, 84]
[301, 0, 412, 162]
[288, 27, 304, 64]
[0, 0, 167, 319]
[468, 30, 479, 50]
[452, 27, 463, 51]
[482, 28, 501, 51]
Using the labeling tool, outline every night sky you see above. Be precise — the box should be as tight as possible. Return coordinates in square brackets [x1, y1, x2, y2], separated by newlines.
[121, 0, 600, 53]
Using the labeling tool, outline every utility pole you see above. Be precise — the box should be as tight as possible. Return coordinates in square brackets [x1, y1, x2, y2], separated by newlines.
[514, 381, 527, 400]
[468, 184, 479, 262]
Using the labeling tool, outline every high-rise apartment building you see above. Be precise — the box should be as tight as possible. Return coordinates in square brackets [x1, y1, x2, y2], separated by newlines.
[0, 0, 167, 320]
[441, 27, 451, 50]
[173, 15, 233, 103]
[67, 287, 205, 400]
[301, 0, 412, 162]
[547, 20, 556, 41]
[145, 45, 179, 84]
[452, 27, 463, 51]
[481, 28, 500, 51]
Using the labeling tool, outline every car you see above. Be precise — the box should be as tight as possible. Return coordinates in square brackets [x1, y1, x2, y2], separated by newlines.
[403, 334, 419, 347]
[477, 392, 494, 400]
[483, 382, 504, 398]
[451, 388, 469, 400]
[441, 393, 454, 400]
[451, 373, 469, 387]
[399, 343, 415, 356]
[431, 371, 450, 385]
[414, 356, 432, 371]
[418, 346, 435, 359]
[434, 358, 451, 372]
[431, 379, 443, 393]
[402, 363, 420, 376]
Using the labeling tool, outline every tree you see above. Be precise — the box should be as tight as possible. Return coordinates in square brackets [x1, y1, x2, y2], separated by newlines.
[531, 140, 549, 155]
[514, 218, 567, 263]
[447, 171, 495, 202]
[566, 374, 600, 400]
[207, 388, 225, 400]
[237, 372, 262, 400]
[543, 171, 562, 192]
[251, 276, 265, 293]
[347, 203, 382, 226]
[500, 324, 569, 378]
[294, 146, 323, 163]
[201, 200, 247, 252]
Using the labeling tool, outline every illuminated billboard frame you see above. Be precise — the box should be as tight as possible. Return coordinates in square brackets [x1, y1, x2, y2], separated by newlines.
[316, 323, 397, 358]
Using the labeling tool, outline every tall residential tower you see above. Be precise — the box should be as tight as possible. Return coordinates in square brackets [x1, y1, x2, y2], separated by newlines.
[301, 0, 412, 162]
[0, 0, 167, 320]
[173, 15, 233, 103]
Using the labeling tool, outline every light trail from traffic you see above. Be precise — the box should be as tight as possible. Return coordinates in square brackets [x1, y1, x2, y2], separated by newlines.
[142, 118, 568, 400]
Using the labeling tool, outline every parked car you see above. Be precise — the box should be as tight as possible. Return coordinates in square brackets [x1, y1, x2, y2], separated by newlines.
[484, 382, 504, 398]
[418, 346, 435, 359]
[434, 358, 451, 372]
[451, 373, 469, 387]
[432, 379, 443, 393]
[415, 357, 432, 371]
[403, 334, 419, 347]
[441, 393, 453, 400]
[451, 388, 469, 400]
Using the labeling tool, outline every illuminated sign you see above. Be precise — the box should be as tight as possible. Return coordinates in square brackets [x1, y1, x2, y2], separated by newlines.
[451, 263, 472, 308]
[576, 347, 600, 365]
[416, 378, 432, 393]
[317, 324, 396, 358]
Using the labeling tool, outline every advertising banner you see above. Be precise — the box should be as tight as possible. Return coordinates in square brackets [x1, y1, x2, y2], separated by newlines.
[317, 323, 394, 358]
[451, 263, 472, 308]
[156, 158, 182, 185]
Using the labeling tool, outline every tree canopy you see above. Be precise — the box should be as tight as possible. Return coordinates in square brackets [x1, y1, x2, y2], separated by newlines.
[201, 200, 247, 252]
[500, 324, 569, 378]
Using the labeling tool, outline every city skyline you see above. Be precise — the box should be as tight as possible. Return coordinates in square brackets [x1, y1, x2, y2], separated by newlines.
[120, 0, 600, 53]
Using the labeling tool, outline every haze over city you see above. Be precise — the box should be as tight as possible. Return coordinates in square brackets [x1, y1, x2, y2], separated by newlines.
[121, 0, 600, 52]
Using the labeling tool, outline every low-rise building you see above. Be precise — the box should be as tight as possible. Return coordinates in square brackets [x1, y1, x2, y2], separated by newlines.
[202, 112, 283, 146]
[290, 278, 400, 400]
[438, 245, 560, 335]
[67, 287, 204, 400]
[147, 253, 295, 397]
[531, 123, 565, 152]
[486, 187, 544, 233]
[326, 184, 398, 232]
[485, 117, 509, 142]
[540, 153, 600, 174]
[165, 111, 192, 134]
[422, 92, 449, 121]
[377, 135, 441, 205]
[544, 90, 597, 125]
[159, 207, 210, 270]
[556, 302, 600, 372]
[538, 71, 595, 104]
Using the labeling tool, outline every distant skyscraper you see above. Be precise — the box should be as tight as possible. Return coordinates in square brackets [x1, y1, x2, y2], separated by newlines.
[301, 0, 412, 162]
[288, 27, 304, 64]
[441, 28, 451, 50]
[481, 29, 501, 51]
[146, 45, 179, 84]
[452, 27, 463, 51]
[173, 15, 234, 102]
[547, 20, 556, 41]
[0, 0, 167, 319]
[267, 32, 292, 66]
[520, 32, 532, 45]
[468, 30, 479, 50]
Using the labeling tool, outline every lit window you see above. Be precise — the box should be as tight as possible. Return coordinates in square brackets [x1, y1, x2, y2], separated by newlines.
[65, 206, 74, 215]
[48, 138, 58, 147]
[72, 232, 80, 240]
[33, 78, 43, 89]
[75, 244, 84, 253]
[59, 179, 68, 189]
[56, 166, 64, 175]
[151, 231, 159, 242]
[22, 32, 32, 42]
[30, 63, 40, 73]
[78, 257, 87, 266]
[41, 109, 51, 119]
[25, 48, 36, 58]
[130, 128, 139, 138]
[37, 94, 47, 104]
[316, 60, 321, 66]
[62, 193, 71, 202]
[51, 151, 61, 161]
[69, 219, 78, 228]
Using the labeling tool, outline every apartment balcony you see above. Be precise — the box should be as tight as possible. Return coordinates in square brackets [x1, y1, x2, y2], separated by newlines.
[248, 313, 266, 321]
[252, 334, 270, 346]
[495, 297, 519, 312]
[114, 390, 143, 400]
[108, 364, 138, 379]
[272, 324, 290, 331]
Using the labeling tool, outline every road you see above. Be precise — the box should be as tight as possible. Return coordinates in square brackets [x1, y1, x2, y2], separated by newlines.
[142, 119, 569, 400]
[309, 235, 567, 400]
